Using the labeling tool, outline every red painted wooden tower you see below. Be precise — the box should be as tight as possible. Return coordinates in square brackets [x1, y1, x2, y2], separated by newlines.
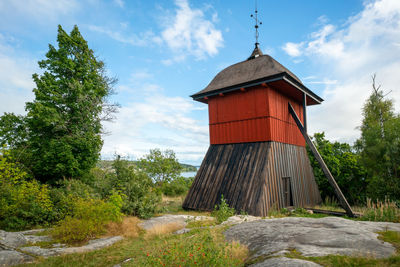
[182, 44, 323, 216]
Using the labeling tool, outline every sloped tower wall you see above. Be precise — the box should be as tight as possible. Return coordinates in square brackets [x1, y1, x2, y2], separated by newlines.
[182, 142, 321, 216]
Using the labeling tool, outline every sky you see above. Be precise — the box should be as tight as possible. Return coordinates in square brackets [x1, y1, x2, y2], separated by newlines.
[1, 0, 400, 166]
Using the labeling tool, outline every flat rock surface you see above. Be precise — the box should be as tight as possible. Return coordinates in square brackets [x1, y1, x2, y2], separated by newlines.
[0, 228, 123, 266]
[0, 230, 28, 248]
[224, 216, 400, 264]
[0, 250, 34, 266]
[251, 257, 322, 267]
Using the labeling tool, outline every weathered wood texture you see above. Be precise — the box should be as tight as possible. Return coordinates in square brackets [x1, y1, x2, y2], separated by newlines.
[182, 141, 322, 216]
[288, 102, 355, 217]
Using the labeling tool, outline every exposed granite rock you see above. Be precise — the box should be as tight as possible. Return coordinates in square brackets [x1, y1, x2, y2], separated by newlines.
[0, 250, 34, 266]
[221, 215, 261, 225]
[0, 231, 28, 248]
[250, 257, 322, 267]
[224, 216, 400, 262]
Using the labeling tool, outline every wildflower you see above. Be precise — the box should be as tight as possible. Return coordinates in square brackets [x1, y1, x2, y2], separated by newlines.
[146, 253, 150, 256]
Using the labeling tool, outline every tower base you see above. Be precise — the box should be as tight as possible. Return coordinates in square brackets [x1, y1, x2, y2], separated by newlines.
[183, 141, 322, 216]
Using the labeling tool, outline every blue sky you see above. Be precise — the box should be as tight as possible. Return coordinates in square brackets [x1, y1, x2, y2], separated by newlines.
[1, 0, 400, 165]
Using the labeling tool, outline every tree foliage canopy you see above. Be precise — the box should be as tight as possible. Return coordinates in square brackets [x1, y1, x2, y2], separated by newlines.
[308, 132, 367, 204]
[0, 25, 117, 183]
[138, 149, 183, 185]
[355, 75, 400, 200]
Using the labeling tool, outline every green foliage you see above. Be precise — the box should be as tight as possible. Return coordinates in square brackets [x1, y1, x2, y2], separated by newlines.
[52, 193, 123, 244]
[138, 149, 183, 186]
[161, 176, 193, 196]
[49, 178, 101, 222]
[0, 25, 117, 184]
[0, 149, 55, 230]
[361, 198, 400, 223]
[0, 113, 28, 156]
[212, 195, 236, 223]
[308, 132, 367, 204]
[355, 75, 400, 201]
[94, 156, 161, 219]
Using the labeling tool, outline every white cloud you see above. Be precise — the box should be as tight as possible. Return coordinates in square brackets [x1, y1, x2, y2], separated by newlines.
[282, 42, 303, 57]
[88, 25, 160, 47]
[102, 89, 208, 164]
[113, 0, 124, 8]
[0, 0, 78, 22]
[0, 36, 36, 115]
[161, 0, 223, 61]
[284, 0, 400, 144]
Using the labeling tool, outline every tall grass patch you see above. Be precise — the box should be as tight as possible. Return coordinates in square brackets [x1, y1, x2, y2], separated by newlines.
[361, 198, 400, 222]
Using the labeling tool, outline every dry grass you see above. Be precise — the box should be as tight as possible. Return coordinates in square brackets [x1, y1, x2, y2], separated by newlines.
[104, 216, 141, 238]
[225, 240, 248, 260]
[360, 198, 400, 222]
[162, 195, 185, 202]
[143, 222, 185, 238]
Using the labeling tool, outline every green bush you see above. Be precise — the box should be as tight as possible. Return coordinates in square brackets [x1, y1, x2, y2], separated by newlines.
[0, 149, 55, 230]
[93, 157, 162, 219]
[212, 195, 236, 224]
[52, 193, 123, 243]
[161, 176, 193, 196]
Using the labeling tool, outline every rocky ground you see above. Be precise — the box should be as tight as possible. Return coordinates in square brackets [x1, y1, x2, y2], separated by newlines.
[1, 215, 400, 266]
[0, 229, 122, 266]
[224, 216, 400, 266]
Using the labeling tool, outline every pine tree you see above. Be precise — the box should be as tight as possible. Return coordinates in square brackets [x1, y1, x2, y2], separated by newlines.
[1, 25, 117, 183]
[355, 74, 400, 200]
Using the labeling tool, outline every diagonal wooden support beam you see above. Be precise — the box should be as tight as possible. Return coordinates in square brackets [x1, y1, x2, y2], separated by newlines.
[288, 102, 355, 217]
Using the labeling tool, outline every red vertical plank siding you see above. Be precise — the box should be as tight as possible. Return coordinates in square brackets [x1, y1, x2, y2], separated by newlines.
[208, 85, 305, 146]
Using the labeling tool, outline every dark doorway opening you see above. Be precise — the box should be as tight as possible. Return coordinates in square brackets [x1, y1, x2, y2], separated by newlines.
[282, 177, 293, 207]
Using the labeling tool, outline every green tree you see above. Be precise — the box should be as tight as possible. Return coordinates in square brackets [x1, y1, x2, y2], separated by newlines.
[355, 75, 400, 200]
[0, 25, 117, 183]
[308, 132, 367, 204]
[138, 149, 183, 186]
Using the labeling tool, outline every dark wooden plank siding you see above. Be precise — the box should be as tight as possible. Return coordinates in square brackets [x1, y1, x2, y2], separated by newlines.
[182, 141, 322, 216]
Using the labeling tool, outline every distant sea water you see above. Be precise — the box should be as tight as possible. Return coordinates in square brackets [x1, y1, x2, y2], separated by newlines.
[182, 171, 198, 178]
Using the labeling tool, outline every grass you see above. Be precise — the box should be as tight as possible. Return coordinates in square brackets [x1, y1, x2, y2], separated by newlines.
[283, 231, 400, 267]
[143, 222, 185, 238]
[104, 217, 142, 238]
[19, 223, 248, 267]
[359, 198, 400, 223]
[186, 219, 216, 229]
[156, 194, 211, 217]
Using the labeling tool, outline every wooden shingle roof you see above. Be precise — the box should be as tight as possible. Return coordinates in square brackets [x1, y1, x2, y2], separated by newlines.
[191, 48, 323, 105]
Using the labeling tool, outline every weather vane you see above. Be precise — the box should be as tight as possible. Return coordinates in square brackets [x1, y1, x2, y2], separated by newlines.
[250, 0, 262, 48]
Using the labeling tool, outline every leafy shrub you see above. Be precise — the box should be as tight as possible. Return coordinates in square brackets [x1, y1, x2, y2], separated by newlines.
[52, 193, 123, 243]
[161, 176, 193, 196]
[0, 149, 55, 230]
[138, 148, 182, 185]
[94, 157, 161, 219]
[212, 195, 235, 223]
[361, 198, 400, 223]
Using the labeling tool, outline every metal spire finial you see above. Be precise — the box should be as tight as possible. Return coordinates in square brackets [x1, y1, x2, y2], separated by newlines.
[250, 0, 262, 48]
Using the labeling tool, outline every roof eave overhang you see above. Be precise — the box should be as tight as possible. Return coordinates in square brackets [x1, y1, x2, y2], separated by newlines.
[191, 72, 324, 105]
